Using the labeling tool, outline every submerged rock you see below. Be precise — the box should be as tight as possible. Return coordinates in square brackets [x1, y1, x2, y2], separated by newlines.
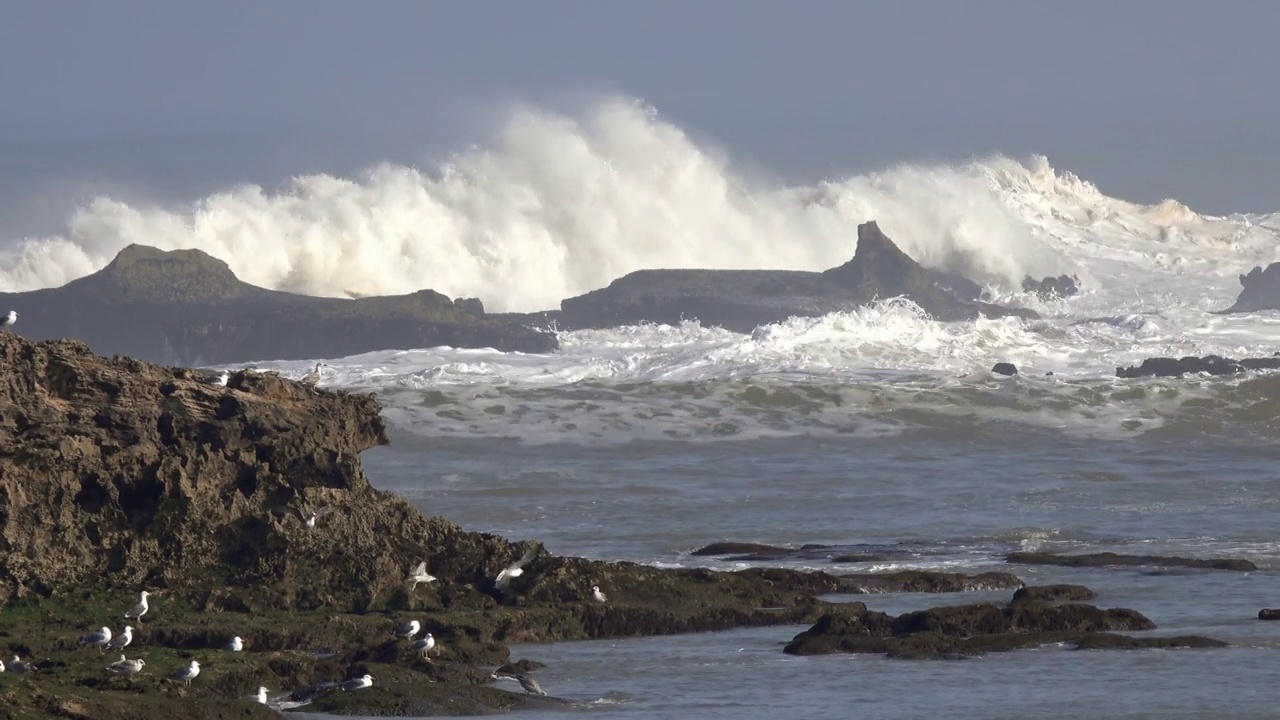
[782, 586, 1223, 659]
[1010, 584, 1097, 605]
[0, 244, 556, 365]
[1257, 609, 1280, 621]
[991, 362, 1019, 376]
[1006, 552, 1257, 572]
[554, 222, 1037, 332]
[1116, 354, 1280, 379]
[1022, 274, 1080, 298]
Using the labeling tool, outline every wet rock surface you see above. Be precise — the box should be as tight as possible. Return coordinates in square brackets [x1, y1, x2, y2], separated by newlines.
[1006, 552, 1257, 572]
[1115, 354, 1280, 379]
[782, 586, 1225, 659]
[1221, 262, 1280, 313]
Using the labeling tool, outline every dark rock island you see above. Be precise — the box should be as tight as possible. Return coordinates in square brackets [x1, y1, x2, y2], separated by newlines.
[1221, 262, 1280, 314]
[0, 244, 557, 366]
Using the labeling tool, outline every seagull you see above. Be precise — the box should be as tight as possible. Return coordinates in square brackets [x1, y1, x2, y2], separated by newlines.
[125, 590, 150, 622]
[591, 585, 608, 603]
[0, 657, 4, 672]
[491, 669, 546, 696]
[392, 619, 420, 640]
[407, 633, 435, 658]
[495, 548, 538, 591]
[300, 362, 324, 387]
[340, 674, 373, 691]
[222, 636, 243, 652]
[9, 655, 34, 674]
[168, 659, 200, 687]
[107, 655, 145, 675]
[212, 371, 230, 387]
[106, 625, 133, 651]
[78, 626, 113, 652]
[253, 686, 269, 704]
[1, 310, 15, 331]
[293, 505, 336, 530]
[407, 561, 437, 590]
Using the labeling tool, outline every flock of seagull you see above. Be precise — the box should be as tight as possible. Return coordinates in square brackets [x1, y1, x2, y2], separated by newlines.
[0, 343, 612, 710]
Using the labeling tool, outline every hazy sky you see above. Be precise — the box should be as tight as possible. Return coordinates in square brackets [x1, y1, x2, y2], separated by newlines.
[2, 0, 1279, 229]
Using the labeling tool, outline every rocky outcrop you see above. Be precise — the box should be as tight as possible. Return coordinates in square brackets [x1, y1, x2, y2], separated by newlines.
[782, 586, 1225, 659]
[554, 222, 1037, 333]
[1221, 262, 1280, 313]
[1116, 355, 1280, 379]
[1006, 552, 1257, 572]
[1258, 609, 1280, 621]
[0, 244, 556, 366]
[1022, 274, 1079, 298]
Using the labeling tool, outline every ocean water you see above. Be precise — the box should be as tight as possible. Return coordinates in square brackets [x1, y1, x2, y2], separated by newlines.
[5, 99, 1280, 718]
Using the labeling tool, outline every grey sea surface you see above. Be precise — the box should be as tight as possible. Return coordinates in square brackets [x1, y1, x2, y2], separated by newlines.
[302, 419, 1280, 719]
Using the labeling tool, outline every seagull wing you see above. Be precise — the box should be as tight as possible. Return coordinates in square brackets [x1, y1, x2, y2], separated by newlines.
[410, 561, 428, 577]
[314, 505, 337, 517]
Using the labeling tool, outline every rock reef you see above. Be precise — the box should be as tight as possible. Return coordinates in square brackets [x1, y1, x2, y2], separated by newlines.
[0, 245, 556, 367]
[1221, 262, 1280, 313]
[1115, 355, 1280, 379]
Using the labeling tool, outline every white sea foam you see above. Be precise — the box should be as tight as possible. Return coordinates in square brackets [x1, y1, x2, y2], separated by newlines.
[5, 97, 1280, 444]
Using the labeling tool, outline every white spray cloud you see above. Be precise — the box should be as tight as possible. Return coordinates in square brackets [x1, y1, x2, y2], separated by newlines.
[0, 97, 1064, 311]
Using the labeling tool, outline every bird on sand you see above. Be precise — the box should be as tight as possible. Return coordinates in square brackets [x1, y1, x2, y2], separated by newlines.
[495, 548, 538, 591]
[407, 561, 437, 590]
[491, 668, 546, 696]
[168, 659, 200, 686]
[124, 590, 150, 622]
[1, 310, 16, 331]
[591, 585, 608, 603]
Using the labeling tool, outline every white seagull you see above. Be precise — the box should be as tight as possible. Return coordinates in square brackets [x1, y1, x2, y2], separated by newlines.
[591, 585, 608, 603]
[212, 371, 230, 387]
[9, 655, 34, 673]
[1, 310, 16, 331]
[222, 636, 243, 652]
[107, 655, 145, 675]
[407, 561, 437, 590]
[168, 659, 200, 686]
[0, 657, 4, 672]
[392, 619, 420, 640]
[491, 669, 546, 696]
[300, 362, 324, 387]
[408, 633, 435, 658]
[495, 548, 538, 591]
[340, 674, 373, 691]
[125, 590, 150, 622]
[253, 686, 269, 704]
[106, 625, 133, 651]
[78, 626, 112, 652]
[293, 505, 336, 530]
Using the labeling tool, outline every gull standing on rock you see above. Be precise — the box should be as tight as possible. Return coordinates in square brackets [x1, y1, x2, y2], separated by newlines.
[78, 626, 112, 652]
[407, 561, 437, 590]
[392, 619, 421, 640]
[9, 655, 34, 673]
[125, 590, 150, 622]
[253, 686, 269, 704]
[408, 633, 435, 659]
[212, 371, 230, 387]
[340, 674, 374, 691]
[106, 625, 133, 651]
[301, 362, 324, 388]
[168, 659, 200, 687]
[222, 636, 244, 652]
[495, 548, 538, 591]
[591, 585, 608, 603]
[0, 657, 4, 672]
[1, 310, 16, 331]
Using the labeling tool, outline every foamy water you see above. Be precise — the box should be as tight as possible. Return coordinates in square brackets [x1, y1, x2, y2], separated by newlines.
[4, 97, 1280, 444]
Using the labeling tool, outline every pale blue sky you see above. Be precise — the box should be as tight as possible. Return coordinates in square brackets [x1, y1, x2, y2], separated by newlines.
[2, 0, 1278, 232]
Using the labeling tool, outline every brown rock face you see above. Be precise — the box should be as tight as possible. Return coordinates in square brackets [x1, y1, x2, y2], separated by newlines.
[0, 332, 537, 610]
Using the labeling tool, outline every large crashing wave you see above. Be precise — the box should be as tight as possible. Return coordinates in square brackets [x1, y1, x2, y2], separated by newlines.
[0, 97, 1067, 311]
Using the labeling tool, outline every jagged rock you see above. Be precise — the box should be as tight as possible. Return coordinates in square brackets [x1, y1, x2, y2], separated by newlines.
[782, 588, 1220, 659]
[1222, 262, 1280, 313]
[1022, 274, 1080, 298]
[455, 297, 486, 316]
[0, 244, 556, 366]
[1116, 355, 1280, 379]
[555, 222, 1037, 332]
[991, 362, 1018, 376]
[1006, 551, 1257, 572]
